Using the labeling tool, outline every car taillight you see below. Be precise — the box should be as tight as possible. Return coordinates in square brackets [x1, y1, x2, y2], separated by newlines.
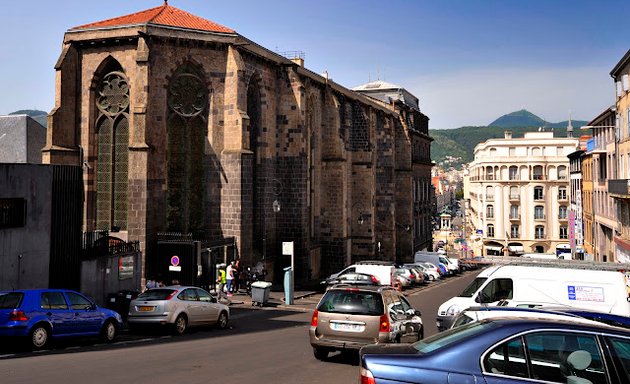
[379, 314, 390, 332]
[9, 310, 27, 322]
[311, 310, 319, 327]
[360, 366, 376, 384]
[409, 273, 415, 279]
[166, 291, 178, 300]
[370, 276, 379, 284]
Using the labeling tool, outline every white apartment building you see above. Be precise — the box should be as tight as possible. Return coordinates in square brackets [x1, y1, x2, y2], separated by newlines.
[465, 131, 578, 256]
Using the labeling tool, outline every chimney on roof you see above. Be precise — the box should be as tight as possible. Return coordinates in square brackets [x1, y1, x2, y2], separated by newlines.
[504, 131, 512, 139]
[290, 58, 304, 67]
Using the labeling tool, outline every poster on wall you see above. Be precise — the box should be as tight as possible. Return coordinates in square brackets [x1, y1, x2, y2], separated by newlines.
[119, 255, 134, 280]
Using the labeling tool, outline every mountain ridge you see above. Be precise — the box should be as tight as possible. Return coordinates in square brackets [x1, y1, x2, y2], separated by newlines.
[432, 109, 587, 169]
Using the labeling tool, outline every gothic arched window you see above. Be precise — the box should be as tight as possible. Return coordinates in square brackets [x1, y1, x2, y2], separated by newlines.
[95, 70, 129, 231]
[167, 63, 209, 232]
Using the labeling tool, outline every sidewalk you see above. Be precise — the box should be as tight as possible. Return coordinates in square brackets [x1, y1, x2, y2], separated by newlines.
[217, 288, 321, 312]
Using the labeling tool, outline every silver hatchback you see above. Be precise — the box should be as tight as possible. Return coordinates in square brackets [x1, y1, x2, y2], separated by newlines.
[309, 285, 423, 360]
[127, 286, 229, 335]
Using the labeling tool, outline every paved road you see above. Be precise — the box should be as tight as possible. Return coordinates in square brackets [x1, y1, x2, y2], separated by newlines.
[0, 270, 481, 384]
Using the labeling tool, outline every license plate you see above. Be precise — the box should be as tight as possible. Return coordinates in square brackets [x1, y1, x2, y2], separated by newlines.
[330, 322, 364, 332]
[138, 306, 154, 312]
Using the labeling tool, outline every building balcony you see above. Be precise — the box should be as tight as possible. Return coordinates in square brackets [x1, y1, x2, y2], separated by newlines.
[509, 194, 520, 201]
[608, 179, 630, 199]
[510, 233, 520, 239]
[558, 215, 568, 221]
[486, 195, 494, 202]
[534, 215, 546, 221]
[535, 233, 546, 239]
[532, 175, 546, 180]
[509, 214, 520, 221]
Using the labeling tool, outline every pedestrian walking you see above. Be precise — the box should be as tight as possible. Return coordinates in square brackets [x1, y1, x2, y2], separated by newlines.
[233, 259, 242, 293]
[226, 261, 235, 296]
[216, 266, 231, 304]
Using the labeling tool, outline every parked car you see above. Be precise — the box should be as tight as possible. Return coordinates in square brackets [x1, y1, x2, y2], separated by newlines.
[127, 286, 229, 335]
[321, 263, 396, 287]
[309, 285, 422, 360]
[325, 272, 380, 288]
[360, 317, 630, 384]
[417, 263, 440, 281]
[394, 273, 413, 289]
[0, 289, 123, 350]
[407, 264, 435, 283]
[450, 306, 608, 329]
[396, 267, 419, 286]
[452, 305, 630, 331]
[436, 262, 448, 276]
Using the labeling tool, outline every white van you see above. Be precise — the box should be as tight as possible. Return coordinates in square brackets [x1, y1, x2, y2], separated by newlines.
[322, 263, 396, 286]
[436, 264, 630, 331]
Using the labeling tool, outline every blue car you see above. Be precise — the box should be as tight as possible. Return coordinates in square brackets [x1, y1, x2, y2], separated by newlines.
[0, 289, 123, 349]
[436, 262, 448, 276]
[360, 317, 630, 383]
[452, 305, 630, 330]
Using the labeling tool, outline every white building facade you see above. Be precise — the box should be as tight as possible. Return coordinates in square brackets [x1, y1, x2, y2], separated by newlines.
[465, 131, 578, 256]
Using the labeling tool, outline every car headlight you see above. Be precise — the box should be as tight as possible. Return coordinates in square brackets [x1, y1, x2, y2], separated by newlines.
[446, 304, 461, 317]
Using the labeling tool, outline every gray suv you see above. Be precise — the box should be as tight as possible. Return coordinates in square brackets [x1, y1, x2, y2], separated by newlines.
[309, 285, 423, 360]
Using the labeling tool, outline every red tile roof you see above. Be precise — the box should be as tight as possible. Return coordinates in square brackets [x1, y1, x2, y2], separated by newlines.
[71, 2, 235, 34]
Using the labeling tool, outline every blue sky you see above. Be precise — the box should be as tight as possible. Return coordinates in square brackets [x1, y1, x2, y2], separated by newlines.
[1, 0, 628, 129]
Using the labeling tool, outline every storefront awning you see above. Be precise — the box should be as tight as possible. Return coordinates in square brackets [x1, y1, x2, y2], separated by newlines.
[556, 243, 571, 250]
[508, 245, 524, 252]
[485, 245, 503, 251]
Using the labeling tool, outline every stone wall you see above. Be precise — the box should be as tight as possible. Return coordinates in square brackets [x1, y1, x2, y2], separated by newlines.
[44, 24, 428, 284]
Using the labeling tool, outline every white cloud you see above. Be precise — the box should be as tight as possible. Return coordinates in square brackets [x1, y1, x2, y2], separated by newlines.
[407, 66, 615, 129]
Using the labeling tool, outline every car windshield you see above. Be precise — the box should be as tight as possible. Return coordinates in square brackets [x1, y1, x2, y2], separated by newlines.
[0, 292, 23, 309]
[136, 289, 177, 301]
[317, 290, 384, 315]
[460, 277, 487, 297]
[452, 312, 475, 328]
[412, 321, 495, 353]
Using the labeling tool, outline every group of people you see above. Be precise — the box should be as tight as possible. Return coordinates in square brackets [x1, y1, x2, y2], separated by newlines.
[216, 260, 242, 294]
[145, 277, 165, 290]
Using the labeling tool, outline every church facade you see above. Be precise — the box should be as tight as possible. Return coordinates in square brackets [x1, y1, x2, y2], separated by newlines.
[43, 3, 433, 283]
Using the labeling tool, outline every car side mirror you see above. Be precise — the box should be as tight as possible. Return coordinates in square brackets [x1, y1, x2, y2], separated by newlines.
[211, 297, 217, 303]
[474, 295, 481, 303]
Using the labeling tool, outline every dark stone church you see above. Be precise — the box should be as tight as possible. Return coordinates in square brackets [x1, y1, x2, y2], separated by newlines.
[43, 2, 433, 284]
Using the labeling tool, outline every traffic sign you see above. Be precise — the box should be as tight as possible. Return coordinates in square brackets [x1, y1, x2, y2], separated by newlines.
[169, 255, 181, 272]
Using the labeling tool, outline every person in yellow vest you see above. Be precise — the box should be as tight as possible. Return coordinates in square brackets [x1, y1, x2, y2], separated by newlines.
[216, 267, 230, 304]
